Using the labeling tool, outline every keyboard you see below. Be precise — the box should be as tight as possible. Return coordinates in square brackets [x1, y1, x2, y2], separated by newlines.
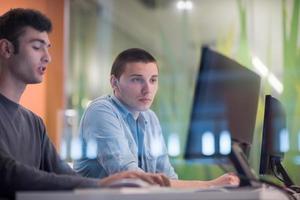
[17, 186, 291, 200]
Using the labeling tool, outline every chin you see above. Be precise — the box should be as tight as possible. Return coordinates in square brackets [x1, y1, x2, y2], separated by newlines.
[29, 79, 43, 84]
[137, 105, 151, 111]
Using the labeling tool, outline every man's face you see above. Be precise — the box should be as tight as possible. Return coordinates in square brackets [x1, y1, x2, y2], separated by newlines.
[7, 26, 51, 84]
[113, 62, 158, 113]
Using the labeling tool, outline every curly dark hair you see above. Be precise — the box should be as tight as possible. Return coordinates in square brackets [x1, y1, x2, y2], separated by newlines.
[0, 8, 52, 53]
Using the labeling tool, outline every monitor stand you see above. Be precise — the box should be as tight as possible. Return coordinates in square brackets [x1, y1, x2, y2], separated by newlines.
[229, 142, 260, 187]
[271, 158, 300, 195]
[271, 157, 294, 187]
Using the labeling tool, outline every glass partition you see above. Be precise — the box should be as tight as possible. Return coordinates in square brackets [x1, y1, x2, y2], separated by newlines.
[65, 0, 300, 182]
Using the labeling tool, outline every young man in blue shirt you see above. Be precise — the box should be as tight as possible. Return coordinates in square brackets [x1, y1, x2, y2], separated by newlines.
[74, 48, 239, 188]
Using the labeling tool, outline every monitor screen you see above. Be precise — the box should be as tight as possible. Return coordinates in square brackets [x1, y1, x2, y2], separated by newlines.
[259, 95, 294, 186]
[184, 47, 261, 160]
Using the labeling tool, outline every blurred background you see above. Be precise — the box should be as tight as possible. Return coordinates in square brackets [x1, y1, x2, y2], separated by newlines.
[1, 0, 300, 183]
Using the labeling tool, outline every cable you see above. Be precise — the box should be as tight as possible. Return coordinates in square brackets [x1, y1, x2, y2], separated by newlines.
[217, 162, 295, 199]
[238, 175, 296, 200]
[271, 163, 286, 183]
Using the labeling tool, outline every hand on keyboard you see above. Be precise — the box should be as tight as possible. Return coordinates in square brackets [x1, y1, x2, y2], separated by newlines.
[209, 172, 240, 187]
[99, 171, 170, 187]
[105, 178, 152, 188]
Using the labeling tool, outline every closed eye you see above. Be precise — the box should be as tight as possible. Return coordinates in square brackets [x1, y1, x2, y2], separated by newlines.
[32, 46, 41, 50]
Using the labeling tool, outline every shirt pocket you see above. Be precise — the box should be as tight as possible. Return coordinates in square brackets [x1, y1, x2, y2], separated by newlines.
[144, 146, 157, 173]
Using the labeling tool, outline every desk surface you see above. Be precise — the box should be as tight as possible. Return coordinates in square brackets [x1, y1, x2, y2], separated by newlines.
[17, 186, 290, 200]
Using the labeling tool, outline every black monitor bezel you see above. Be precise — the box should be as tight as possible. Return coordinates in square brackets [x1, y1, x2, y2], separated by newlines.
[184, 47, 261, 159]
[259, 95, 294, 186]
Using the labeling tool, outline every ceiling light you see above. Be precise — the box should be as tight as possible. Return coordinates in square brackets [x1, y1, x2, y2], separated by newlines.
[252, 56, 269, 77]
[176, 0, 193, 10]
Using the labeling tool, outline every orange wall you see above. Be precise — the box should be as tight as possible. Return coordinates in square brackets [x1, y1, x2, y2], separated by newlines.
[0, 0, 65, 148]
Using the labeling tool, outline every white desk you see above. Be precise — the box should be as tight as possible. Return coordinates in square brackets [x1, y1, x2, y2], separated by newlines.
[17, 186, 290, 200]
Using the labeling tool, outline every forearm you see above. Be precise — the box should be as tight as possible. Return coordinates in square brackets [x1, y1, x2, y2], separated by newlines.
[0, 150, 100, 198]
[170, 173, 240, 188]
[170, 179, 212, 188]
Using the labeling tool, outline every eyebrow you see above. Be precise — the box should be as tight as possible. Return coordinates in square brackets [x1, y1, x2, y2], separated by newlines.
[129, 74, 142, 77]
[129, 74, 158, 78]
[29, 39, 51, 48]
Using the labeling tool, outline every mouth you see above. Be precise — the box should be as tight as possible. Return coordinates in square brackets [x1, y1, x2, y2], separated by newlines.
[139, 98, 152, 103]
[38, 66, 47, 74]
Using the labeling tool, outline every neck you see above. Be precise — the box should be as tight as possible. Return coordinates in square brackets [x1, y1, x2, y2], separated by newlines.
[132, 111, 140, 120]
[0, 73, 26, 103]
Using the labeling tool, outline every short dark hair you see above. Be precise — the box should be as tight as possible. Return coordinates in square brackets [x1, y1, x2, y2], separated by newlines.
[0, 8, 52, 53]
[111, 48, 157, 79]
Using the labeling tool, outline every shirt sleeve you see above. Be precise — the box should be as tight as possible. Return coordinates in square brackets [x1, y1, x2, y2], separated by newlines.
[0, 148, 99, 199]
[81, 103, 143, 175]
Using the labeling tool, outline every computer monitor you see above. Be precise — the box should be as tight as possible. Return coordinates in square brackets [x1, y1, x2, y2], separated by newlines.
[259, 95, 294, 187]
[184, 47, 261, 186]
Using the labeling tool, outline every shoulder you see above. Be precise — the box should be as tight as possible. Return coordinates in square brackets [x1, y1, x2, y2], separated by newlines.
[17, 105, 47, 141]
[19, 105, 45, 126]
[86, 95, 116, 113]
[81, 95, 121, 122]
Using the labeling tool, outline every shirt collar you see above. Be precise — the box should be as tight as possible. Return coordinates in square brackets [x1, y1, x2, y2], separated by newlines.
[0, 92, 20, 112]
[110, 95, 148, 124]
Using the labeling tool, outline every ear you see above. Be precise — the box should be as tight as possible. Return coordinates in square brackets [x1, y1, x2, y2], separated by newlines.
[110, 75, 119, 89]
[0, 39, 14, 58]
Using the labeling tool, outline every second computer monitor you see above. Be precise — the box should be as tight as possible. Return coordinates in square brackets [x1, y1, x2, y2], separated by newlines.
[259, 95, 293, 186]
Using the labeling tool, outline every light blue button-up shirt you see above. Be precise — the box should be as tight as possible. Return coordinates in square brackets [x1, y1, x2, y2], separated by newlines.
[74, 95, 178, 179]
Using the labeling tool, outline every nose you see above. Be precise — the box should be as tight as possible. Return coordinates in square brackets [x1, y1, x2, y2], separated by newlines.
[142, 81, 151, 95]
[42, 48, 52, 64]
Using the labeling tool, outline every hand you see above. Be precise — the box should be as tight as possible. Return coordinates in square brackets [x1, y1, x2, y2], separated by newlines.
[209, 172, 240, 187]
[99, 171, 170, 187]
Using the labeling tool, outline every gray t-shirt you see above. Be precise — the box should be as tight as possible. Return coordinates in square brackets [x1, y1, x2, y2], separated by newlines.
[0, 93, 99, 199]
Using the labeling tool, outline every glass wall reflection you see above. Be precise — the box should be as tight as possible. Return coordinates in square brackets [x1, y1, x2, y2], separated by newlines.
[65, 0, 300, 182]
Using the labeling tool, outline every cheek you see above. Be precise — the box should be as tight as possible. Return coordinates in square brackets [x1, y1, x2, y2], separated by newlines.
[119, 84, 137, 96]
[16, 53, 35, 68]
[126, 84, 141, 91]
[23, 48, 39, 62]
[151, 85, 158, 93]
